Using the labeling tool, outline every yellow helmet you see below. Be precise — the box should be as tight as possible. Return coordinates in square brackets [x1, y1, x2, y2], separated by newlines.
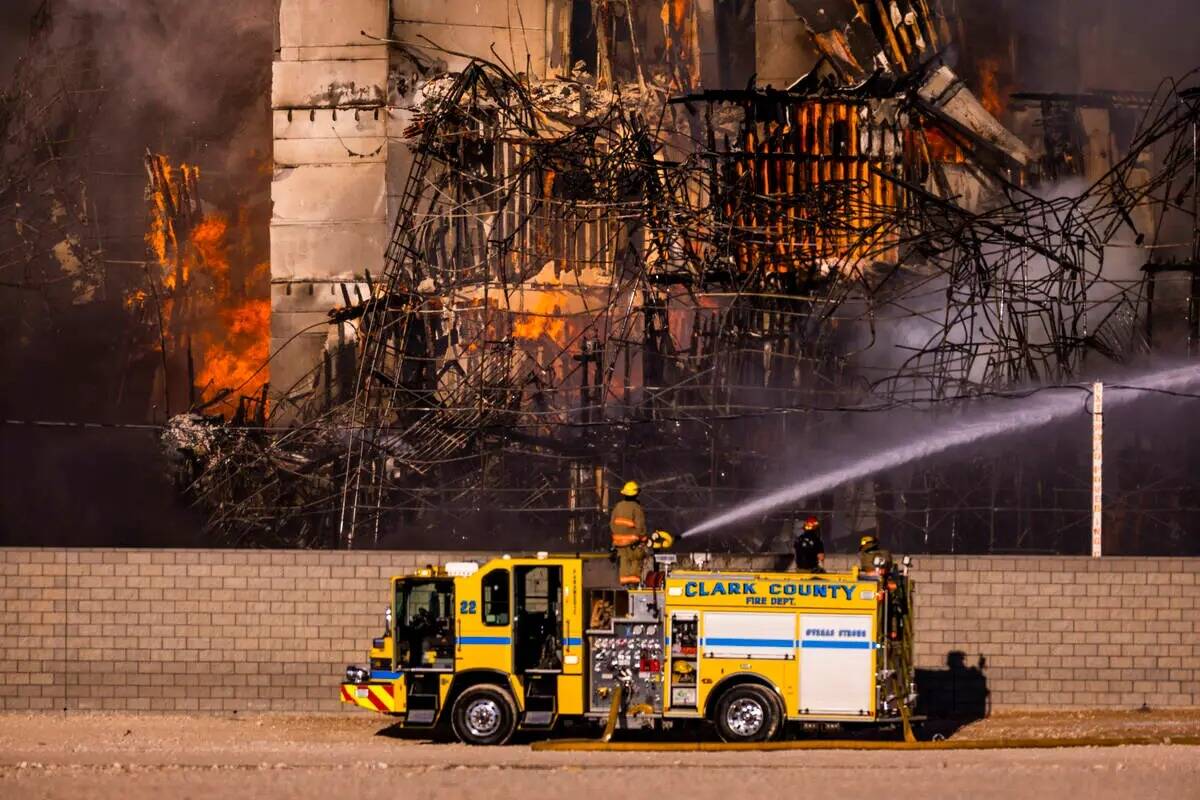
[859, 534, 879, 551]
[620, 481, 640, 498]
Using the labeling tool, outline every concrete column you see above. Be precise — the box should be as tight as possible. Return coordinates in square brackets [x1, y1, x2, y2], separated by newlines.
[270, 0, 390, 411]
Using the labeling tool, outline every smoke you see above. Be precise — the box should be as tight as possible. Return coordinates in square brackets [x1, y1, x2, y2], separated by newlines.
[0, 1, 40, 82]
[834, 176, 1154, 403]
[1, 0, 273, 421]
[683, 361, 1200, 539]
[57, 0, 273, 174]
[0, 426, 208, 547]
[0, 0, 273, 545]
[954, 0, 1200, 94]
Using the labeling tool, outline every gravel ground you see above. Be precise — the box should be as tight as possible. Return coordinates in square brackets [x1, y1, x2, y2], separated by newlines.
[1, 712, 1198, 800]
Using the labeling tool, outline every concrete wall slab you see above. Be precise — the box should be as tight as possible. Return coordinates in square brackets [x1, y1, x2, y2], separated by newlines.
[275, 137, 388, 167]
[272, 58, 388, 108]
[280, 0, 389, 48]
[273, 109, 388, 141]
[270, 222, 387, 281]
[271, 164, 387, 223]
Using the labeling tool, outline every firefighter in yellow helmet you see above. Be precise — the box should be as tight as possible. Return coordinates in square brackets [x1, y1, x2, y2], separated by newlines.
[610, 481, 648, 586]
[858, 533, 893, 576]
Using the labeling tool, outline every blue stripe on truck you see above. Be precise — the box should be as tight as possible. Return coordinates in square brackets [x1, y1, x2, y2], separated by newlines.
[800, 640, 875, 649]
[703, 637, 794, 648]
[699, 638, 877, 649]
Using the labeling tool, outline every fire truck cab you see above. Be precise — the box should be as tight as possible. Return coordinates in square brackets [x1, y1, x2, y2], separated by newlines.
[340, 554, 915, 745]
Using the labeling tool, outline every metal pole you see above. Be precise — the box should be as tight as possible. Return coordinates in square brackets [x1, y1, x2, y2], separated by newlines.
[1091, 382, 1103, 558]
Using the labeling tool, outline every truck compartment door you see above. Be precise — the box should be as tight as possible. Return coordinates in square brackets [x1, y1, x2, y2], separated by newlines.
[701, 611, 796, 660]
[797, 613, 875, 716]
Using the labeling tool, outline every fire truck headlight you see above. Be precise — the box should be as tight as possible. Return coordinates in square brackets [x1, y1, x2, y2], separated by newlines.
[902, 555, 912, 567]
[873, 555, 885, 568]
[344, 665, 369, 684]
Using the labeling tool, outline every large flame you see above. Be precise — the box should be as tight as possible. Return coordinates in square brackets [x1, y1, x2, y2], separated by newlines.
[195, 293, 271, 403]
[137, 154, 270, 417]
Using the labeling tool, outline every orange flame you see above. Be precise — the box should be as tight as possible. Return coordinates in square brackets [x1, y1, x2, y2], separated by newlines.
[138, 154, 270, 417]
[923, 127, 965, 164]
[977, 57, 1006, 118]
[512, 292, 568, 342]
[195, 295, 271, 404]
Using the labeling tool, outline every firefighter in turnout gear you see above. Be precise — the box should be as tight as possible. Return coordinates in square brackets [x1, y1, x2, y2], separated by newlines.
[858, 533, 892, 576]
[793, 516, 826, 572]
[611, 481, 648, 586]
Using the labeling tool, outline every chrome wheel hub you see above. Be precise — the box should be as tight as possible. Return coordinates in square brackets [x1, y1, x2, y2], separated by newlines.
[465, 698, 502, 737]
[726, 697, 765, 738]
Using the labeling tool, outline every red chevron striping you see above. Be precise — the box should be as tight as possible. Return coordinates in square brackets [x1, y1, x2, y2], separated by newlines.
[366, 687, 388, 711]
[340, 686, 353, 703]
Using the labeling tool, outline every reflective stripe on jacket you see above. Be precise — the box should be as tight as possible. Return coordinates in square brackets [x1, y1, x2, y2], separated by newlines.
[610, 499, 646, 545]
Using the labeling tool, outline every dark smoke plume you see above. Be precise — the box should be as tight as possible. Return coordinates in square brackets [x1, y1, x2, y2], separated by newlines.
[0, 0, 272, 546]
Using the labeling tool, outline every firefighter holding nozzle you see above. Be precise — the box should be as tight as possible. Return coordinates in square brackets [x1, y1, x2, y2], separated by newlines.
[610, 481, 673, 587]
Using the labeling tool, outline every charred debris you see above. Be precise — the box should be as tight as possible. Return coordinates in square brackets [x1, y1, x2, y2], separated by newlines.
[159, 3, 1200, 554]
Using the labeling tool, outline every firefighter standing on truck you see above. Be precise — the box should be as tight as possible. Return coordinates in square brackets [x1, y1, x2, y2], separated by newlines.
[793, 516, 825, 572]
[611, 481, 648, 586]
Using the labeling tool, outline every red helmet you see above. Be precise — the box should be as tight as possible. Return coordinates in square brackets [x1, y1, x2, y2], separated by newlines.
[803, 516, 819, 531]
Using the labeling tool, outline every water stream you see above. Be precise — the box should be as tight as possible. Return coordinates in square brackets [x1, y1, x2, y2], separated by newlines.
[681, 363, 1200, 539]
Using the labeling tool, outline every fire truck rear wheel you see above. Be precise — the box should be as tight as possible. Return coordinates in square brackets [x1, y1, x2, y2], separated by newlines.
[714, 684, 780, 743]
[451, 684, 518, 746]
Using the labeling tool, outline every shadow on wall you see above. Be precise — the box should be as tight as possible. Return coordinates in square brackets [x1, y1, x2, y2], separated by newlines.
[915, 650, 990, 737]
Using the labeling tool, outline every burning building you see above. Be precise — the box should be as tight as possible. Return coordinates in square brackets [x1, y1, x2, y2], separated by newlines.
[159, 0, 1200, 554]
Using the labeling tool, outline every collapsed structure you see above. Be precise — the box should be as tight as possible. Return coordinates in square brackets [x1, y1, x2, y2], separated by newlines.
[151, 2, 1200, 552]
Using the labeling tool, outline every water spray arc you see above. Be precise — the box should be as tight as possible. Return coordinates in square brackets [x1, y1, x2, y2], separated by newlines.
[682, 365, 1200, 539]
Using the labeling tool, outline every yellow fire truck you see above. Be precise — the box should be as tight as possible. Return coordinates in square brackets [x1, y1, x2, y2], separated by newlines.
[340, 553, 915, 745]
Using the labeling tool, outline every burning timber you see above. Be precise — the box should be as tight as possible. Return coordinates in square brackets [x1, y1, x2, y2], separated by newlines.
[163, 10, 1200, 553]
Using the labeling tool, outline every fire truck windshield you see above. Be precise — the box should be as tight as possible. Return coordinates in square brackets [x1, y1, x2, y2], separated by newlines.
[395, 579, 455, 670]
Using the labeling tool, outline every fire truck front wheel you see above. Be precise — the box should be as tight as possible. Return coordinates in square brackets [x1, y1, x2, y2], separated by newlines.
[713, 684, 780, 743]
[451, 684, 518, 746]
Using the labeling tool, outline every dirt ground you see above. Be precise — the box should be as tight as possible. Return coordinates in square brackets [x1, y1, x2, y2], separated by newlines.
[1, 711, 1198, 800]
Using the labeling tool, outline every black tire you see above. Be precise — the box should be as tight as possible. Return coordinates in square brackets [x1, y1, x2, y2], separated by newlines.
[450, 684, 518, 746]
[713, 684, 781, 743]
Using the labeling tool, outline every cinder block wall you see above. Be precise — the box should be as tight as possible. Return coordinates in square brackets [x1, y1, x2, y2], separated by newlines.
[1, 549, 1197, 713]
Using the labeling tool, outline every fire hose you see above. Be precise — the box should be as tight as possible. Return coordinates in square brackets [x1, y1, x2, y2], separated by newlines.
[532, 734, 1200, 752]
